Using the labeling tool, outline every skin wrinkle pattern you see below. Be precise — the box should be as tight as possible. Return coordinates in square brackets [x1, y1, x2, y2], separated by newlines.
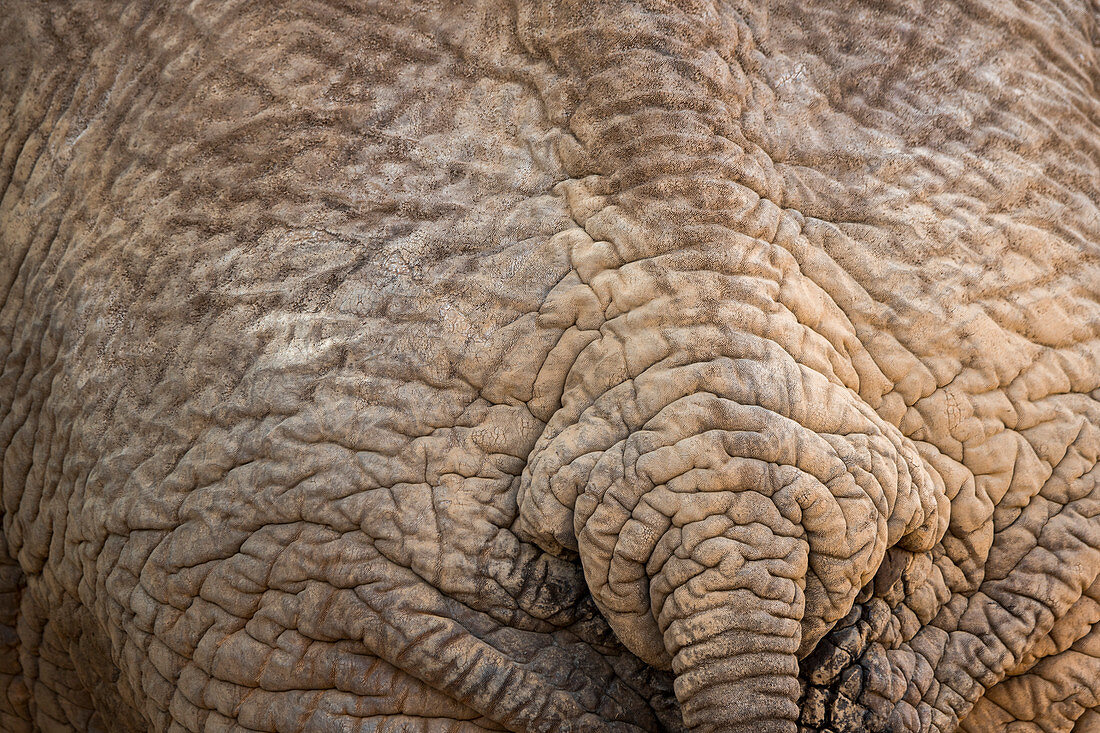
[0, 0, 1099, 732]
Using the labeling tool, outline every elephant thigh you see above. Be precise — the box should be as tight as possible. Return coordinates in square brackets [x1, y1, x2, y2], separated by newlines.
[1, 578, 143, 731]
[960, 622, 1100, 732]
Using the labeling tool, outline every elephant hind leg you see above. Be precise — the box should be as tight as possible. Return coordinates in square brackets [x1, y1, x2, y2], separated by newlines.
[0, 534, 30, 732]
[1, 524, 147, 732]
[1073, 708, 1100, 733]
[958, 611, 1100, 733]
[150, 532, 673, 732]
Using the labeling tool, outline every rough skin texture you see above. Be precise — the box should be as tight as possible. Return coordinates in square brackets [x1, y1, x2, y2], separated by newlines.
[2, 1, 1100, 731]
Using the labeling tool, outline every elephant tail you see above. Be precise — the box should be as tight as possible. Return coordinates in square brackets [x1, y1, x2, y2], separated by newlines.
[515, 342, 946, 731]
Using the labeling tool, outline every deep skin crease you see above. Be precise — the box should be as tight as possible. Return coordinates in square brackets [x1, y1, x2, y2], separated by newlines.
[2, 1, 1100, 731]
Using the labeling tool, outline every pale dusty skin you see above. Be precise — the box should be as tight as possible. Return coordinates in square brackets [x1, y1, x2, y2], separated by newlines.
[2, 1, 1100, 732]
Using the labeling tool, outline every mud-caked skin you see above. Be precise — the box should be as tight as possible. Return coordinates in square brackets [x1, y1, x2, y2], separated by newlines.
[2, 1, 1099, 731]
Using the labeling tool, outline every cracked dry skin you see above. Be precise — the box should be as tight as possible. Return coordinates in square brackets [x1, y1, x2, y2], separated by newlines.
[1, 0, 1099, 731]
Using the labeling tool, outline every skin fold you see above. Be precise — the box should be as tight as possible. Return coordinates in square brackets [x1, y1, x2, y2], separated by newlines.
[1, 0, 1099, 731]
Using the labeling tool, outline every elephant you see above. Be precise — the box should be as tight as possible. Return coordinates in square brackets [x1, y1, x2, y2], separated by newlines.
[2, 0, 1100, 730]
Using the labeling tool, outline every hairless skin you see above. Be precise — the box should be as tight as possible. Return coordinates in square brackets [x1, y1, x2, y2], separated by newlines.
[2, 1, 1099, 731]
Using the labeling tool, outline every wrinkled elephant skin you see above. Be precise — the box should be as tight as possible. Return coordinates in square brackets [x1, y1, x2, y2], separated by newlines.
[2, 1, 1100, 732]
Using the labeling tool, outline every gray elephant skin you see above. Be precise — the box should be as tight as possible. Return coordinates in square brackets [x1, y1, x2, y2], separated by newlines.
[2, 1, 1100, 731]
